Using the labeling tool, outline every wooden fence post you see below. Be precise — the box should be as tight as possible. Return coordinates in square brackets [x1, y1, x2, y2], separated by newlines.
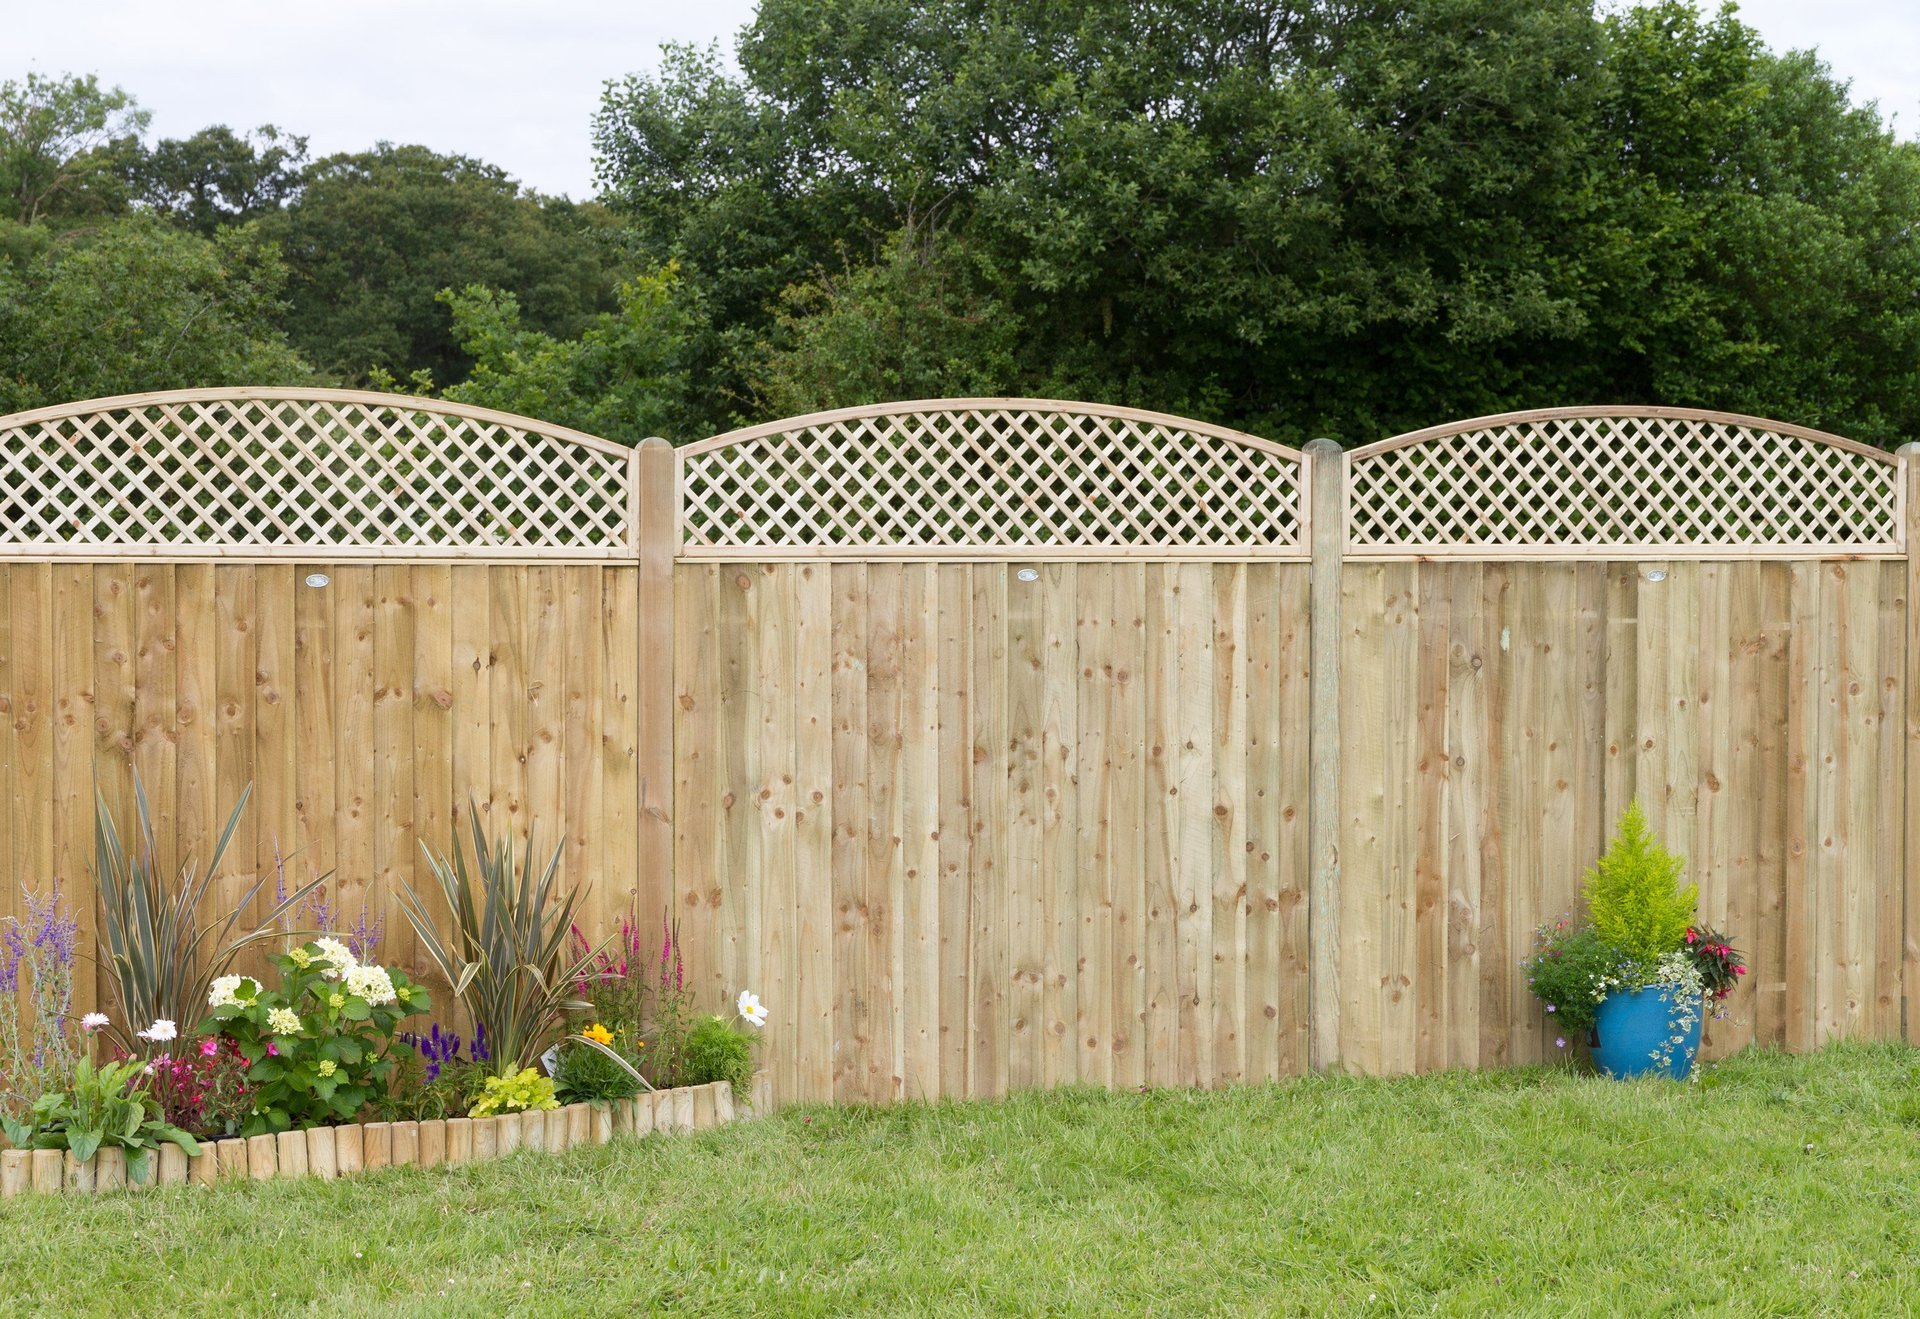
[1305, 438, 1344, 1071]
[1900, 443, 1920, 1045]
[637, 438, 677, 930]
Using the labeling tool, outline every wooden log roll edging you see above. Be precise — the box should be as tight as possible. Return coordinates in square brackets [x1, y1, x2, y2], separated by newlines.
[0, 1075, 766, 1199]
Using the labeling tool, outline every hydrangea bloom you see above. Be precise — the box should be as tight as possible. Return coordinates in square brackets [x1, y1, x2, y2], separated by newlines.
[343, 962, 397, 1007]
[207, 974, 257, 1008]
[267, 1007, 302, 1035]
[312, 937, 357, 978]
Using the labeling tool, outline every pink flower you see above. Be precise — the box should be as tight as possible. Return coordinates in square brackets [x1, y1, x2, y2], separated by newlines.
[266, 1042, 279, 1056]
[200, 1037, 219, 1056]
[1555, 1037, 1567, 1048]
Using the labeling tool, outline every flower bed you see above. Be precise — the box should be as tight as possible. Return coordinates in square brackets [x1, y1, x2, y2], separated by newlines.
[0, 1071, 770, 1198]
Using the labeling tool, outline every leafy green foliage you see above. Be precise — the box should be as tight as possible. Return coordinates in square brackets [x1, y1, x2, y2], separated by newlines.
[399, 804, 609, 1070]
[595, 0, 1920, 445]
[1, 1056, 198, 1182]
[1521, 923, 1624, 1036]
[200, 942, 429, 1136]
[133, 125, 309, 238]
[467, 1066, 558, 1118]
[93, 779, 323, 1058]
[552, 1028, 647, 1105]
[0, 217, 312, 412]
[1584, 801, 1697, 964]
[0, 72, 148, 224]
[681, 1014, 756, 1097]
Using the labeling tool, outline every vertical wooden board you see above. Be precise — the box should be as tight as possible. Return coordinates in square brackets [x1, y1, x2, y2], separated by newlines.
[523, 567, 565, 899]
[174, 565, 218, 921]
[1819, 565, 1856, 1041]
[132, 566, 178, 853]
[716, 567, 760, 1028]
[1174, 563, 1216, 1084]
[488, 568, 529, 843]
[598, 565, 640, 918]
[900, 564, 942, 1101]
[252, 568, 298, 956]
[448, 565, 492, 831]
[209, 568, 256, 938]
[1378, 563, 1419, 1075]
[1502, 568, 1542, 1067]
[48, 565, 95, 1015]
[1074, 562, 1115, 1089]
[1601, 564, 1640, 825]
[672, 565, 720, 1032]
[828, 564, 870, 1104]
[1475, 565, 1512, 1069]
[560, 568, 604, 940]
[1109, 564, 1148, 1091]
[411, 565, 455, 981]
[1039, 562, 1080, 1090]
[1208, 563, 1247, 1086]
[1535, 567, 1584, 1064]
[968, 566, 1009, 1100]
[1750, 564, 1791, 1050]
[1839, 563, 1878, 1038]
[1443, 564, 1487, 1070]
[0, 567, 13, 947]
[1661, 564, 1702, 895]
[1696, 567, 1736, 980]
[1004, 557, 1045, 1092]
[934, 566, 975, 1095]
[332, 567, 377, 931]
[1275, 565, 1312, 1076]
[1412, 565, 1450, 1074]
[291, 566, 338, 915]
[8, 568, 53, 953]
[1782, 563, 1820, 1052]
[1338, 564, 1387, 1075]
[864, 563, 905, 1103]
[755, 565, 799, 1102]
[371, 566, 415, 974]
[792, 564, 836, 1102]
[1634, 564, 1671, 838]
[1873, 561, 1903, 1038]
[1242, 563, 1283, 1083]
[1572, 566, 1610, 906]
[1141, 563, 1181, 1088]
[1718, 564, 1763, 1056]
[91, 567, 136, 810]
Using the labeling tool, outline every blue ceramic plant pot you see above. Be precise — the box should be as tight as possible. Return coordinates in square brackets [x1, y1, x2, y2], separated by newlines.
[1590, 985, 1703, 1080]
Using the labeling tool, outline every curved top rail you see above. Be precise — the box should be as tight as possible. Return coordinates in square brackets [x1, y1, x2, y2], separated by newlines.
[0, 386, 637, 559]
[681, 396, 1307, 556]
[1346, 404, 1902, 556]
[686, 396, 1303, 461]
[0, 386, 634, 459]
[1352, 403, 1895, 465]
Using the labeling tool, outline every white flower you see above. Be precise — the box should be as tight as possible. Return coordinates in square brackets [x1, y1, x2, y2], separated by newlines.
[312, 937, 358, 979]
[343, 962, 397, 1007]
[737, 989, 768, 1029]
[267, 1007, 302, 1035]
[137, 1018, 177, 1042]
[80, 1012, 110, 1033]
[207, 974, 256, 1008]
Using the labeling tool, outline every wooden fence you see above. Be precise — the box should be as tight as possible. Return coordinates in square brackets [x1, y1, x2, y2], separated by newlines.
[1, 391, 1914, 1105]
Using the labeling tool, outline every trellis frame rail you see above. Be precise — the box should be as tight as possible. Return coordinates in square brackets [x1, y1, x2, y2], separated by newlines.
[2, 387, 1918, 1104]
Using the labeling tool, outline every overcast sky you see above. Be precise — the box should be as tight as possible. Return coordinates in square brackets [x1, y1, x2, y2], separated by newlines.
[7, 1, 1917, 200]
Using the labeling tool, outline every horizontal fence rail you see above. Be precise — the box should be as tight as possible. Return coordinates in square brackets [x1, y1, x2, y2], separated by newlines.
[3, 390, 1917, 1106]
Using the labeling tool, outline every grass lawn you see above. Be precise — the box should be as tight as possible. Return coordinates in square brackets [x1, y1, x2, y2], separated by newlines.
[4, 1043, 1920, 1315]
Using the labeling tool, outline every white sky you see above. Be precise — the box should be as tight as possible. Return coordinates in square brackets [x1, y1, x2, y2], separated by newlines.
[5, 0, 1916, 199]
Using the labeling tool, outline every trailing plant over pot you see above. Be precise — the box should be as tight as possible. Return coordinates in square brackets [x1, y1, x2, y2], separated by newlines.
[1524, 802, 1745, 1080]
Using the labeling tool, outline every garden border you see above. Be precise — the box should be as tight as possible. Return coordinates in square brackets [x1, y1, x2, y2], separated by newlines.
[0, 1072, 770, 1199]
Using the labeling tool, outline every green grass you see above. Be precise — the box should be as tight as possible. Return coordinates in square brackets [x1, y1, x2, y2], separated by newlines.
[6, 1044, 1920, 1315]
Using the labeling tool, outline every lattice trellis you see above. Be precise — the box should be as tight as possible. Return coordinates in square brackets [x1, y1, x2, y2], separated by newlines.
[680, 400, 1306, 556]
[0, 389, 635, 557]
[1347, 409, 1902, 556]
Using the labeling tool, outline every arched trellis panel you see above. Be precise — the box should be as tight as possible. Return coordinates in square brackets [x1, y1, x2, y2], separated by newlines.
[1344, 406, 1903, 558]
[676, 398, 1309, 558]
[0, 387, 638, 559]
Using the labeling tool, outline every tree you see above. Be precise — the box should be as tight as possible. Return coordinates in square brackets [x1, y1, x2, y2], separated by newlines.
[259, 144, 624, 386]
[133, 125, 310, 237]
[0, 217, 310, 413]
[593, 0, 1920, 446]
[0, 72, 148, 224]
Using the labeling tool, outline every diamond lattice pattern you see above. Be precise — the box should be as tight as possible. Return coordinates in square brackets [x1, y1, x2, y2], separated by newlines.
[1348, 415, 1900, 552]
[0, 397, 631, 552]
[683, 408, 1304, 550]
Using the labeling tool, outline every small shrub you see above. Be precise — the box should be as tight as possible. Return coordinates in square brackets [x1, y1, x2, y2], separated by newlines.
[148, 1036, 255, 1138]
[0, 1056, 199, 1179]
[553, 1024, 647, 1104]
[1522, 922, 1625, 1037]
[681, 1014, 755, 1097]
[1583, 801, 1696, 964]
[468, 1066, 558, 1117]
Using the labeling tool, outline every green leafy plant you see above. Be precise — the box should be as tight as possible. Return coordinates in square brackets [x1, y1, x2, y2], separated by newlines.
[1523, 921, 1629, 1037]
[200, 939, 428, 1135]
[468, 1066, 558, 1118]
[553, 1023, 647, 1104]
[682, 1014, 756, 1098]
[399, 805, 609, 1070]
[1, 1055, 199, 1180]
[1583, 802, 1697, 965]
[94, 778, 324, 1055]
